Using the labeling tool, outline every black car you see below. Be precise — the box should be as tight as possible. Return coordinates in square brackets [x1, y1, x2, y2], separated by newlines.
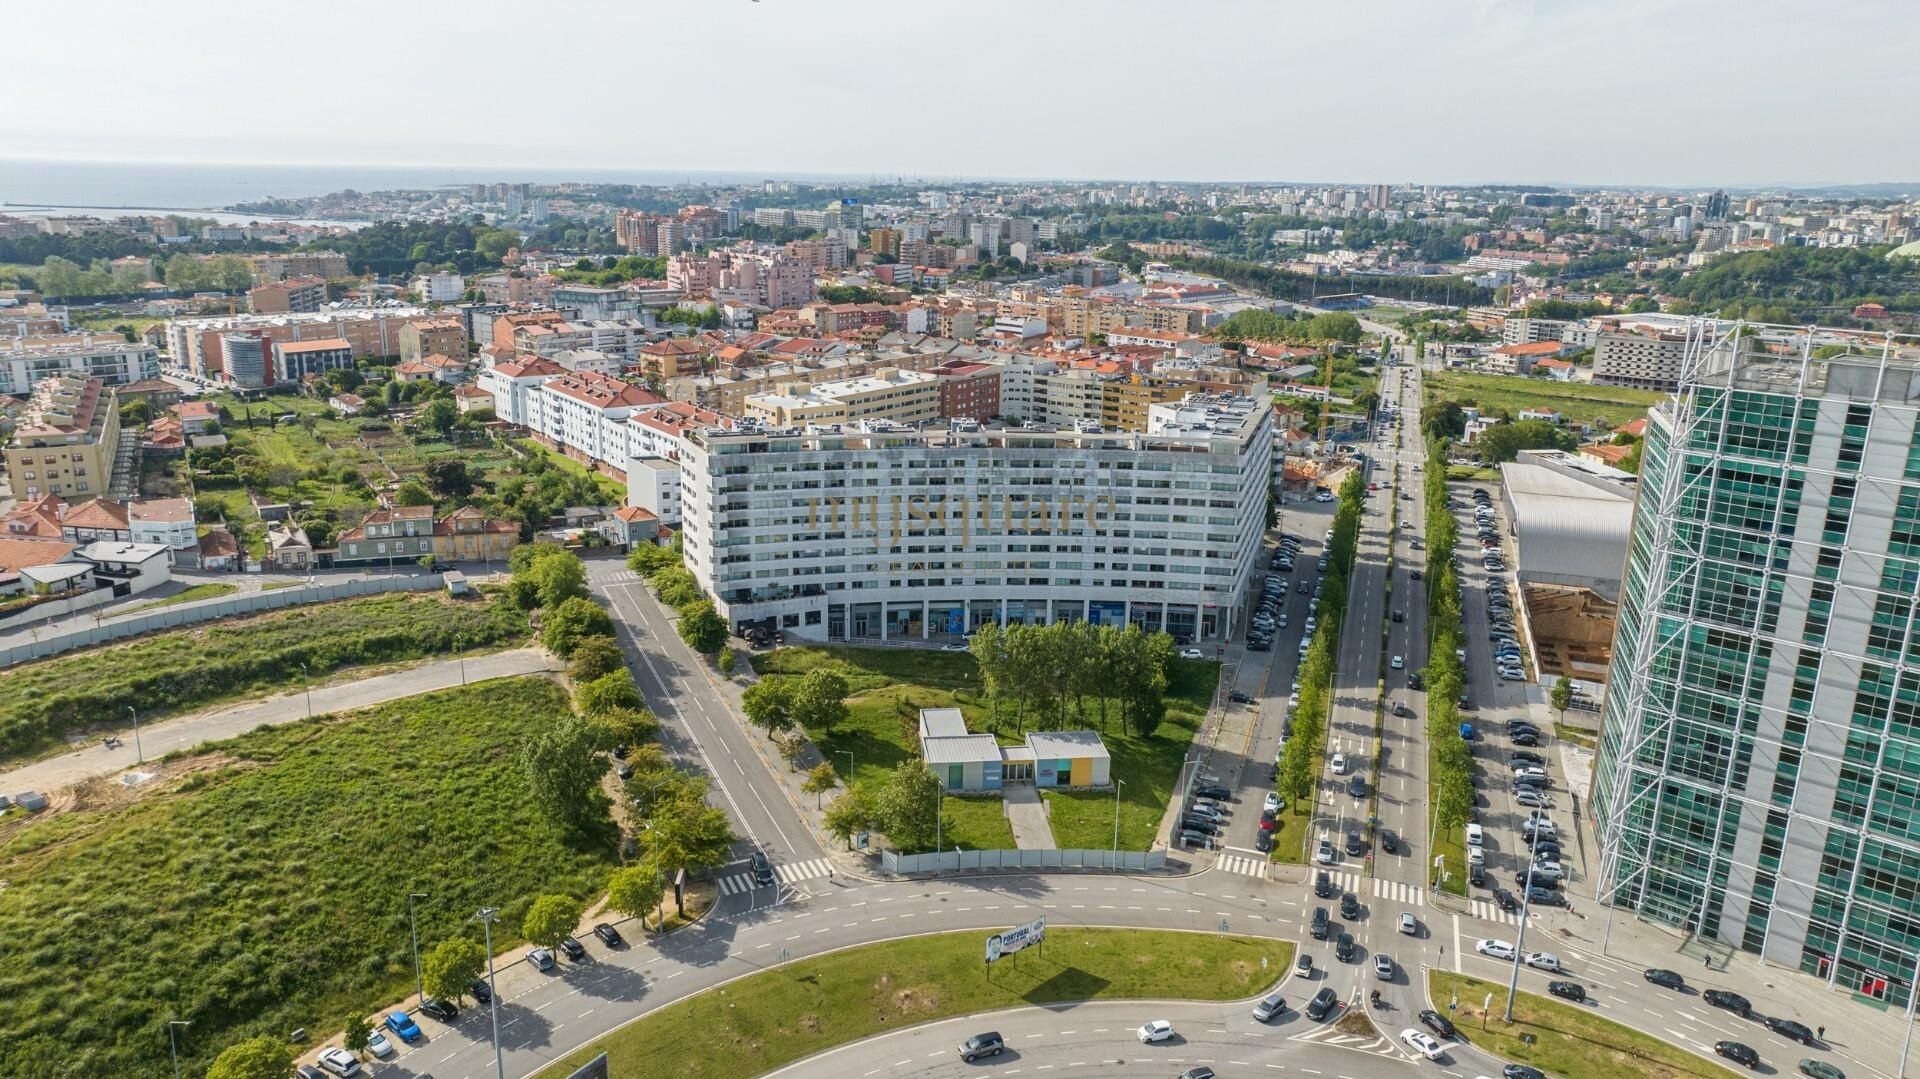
[1419, 1008, 1458, 1039]
[1494, 888, 1518, 912]
[1519, 872, 1557, 891]
[1177, 1069, 1217, 1079]
[1644, 968, 1687, 990]
[1512, 732, 1541, 747]
[468, 977, 493, 1004]
[1192, 785, 1232, 801]
[1228, 691, 1254, 704]
[1346, 829, 1364, 856]
[1347, 775, 1367, 798]
[1511, 750, 1545, 766]
[1527, 887, 1565, 906]
[1547, 980, 1586, 1002]
[1531, 843, 1563, 862]
[1181, 816, 1220, 836]
[1765, 1017, 1817, 1045]
[1306, 986, 1340, 1020]
[1391, 610, 1404, 622]
[420, 997, 459, 1022]
[559, 935, 588, 962]
[1504, 1065, 1547, 1079]
[1716, 1041, 1761, 1068]
[751, 851, 776, 887]
[1408, 672, 1425, 689]
[1470, 863, 1487, 887]
[959, 1031, 1005, 1062]
[1506, 723, 1541, 737]
[1381, 830, 1398, 853]
[1704, 989, 1752, 1018]
[593, 922, 624, 947]
[1335, 932, 1356, 962]
[1255, 828, 1273, 852]
[1315, 870, 1335, 898]
[1310, 906, 1331, 939]
[1249, 637, 1271, 651]
[1340, 892, 1360, 920]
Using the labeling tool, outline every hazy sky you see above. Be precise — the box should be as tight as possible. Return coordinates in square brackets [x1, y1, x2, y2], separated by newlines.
[9, 0, 1916, 187]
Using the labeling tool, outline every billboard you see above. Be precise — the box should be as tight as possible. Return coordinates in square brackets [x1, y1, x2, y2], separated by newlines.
[985, 917, 1045, 964]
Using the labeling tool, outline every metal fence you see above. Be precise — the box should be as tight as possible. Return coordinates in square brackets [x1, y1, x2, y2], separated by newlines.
[0, 575, 444, 668]
[882, 848, 1168, 875]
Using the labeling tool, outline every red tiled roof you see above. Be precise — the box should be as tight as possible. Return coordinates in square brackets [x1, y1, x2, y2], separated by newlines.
[197, 529, 239, 558]
[491, 357, 566, 378]
[62, 498, 130, 530]
[0, 535, 77, 572]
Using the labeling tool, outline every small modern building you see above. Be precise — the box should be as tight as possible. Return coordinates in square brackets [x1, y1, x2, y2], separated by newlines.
[917, 708, 1110, 793]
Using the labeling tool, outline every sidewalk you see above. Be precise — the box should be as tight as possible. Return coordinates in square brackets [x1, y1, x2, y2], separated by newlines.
[0, 647, 553, 796]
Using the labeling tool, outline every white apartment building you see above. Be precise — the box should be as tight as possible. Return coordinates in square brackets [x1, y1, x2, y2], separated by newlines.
[1592, 330, 1689, 390]
[415, 272, 466, 303]
[476, 356, 567, 424]
[523, 371, 664, 471]
[674, 393, 1273, 644]
[0, 335, 159, 397]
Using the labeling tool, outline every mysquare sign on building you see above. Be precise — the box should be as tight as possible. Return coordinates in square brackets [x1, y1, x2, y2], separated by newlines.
[985, 917, 1046, 964]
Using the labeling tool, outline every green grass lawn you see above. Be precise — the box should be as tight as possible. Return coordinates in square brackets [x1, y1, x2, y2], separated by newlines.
[1271, 800, 1310, 864]
[534, 929, 1292, 1079]
[1430, 738, 1468, 896]
[1426, 370, 1666, 431]
[756, 647, 1212, 851]
[0, 679, 617, 1079]
[941, 794, 1018, 850]
[0, 592, 529, 763]
[1428, 972, 1741, 1079]
[125, 581, 239, 613]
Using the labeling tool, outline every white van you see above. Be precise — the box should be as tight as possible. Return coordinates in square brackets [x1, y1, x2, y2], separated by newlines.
[1465, 823, 1484, 847]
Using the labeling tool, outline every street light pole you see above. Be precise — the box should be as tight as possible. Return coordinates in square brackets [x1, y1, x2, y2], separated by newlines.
[1503, 857, 1540, 1023]
[126, 705, 144, 763]
[406, 891, 429, 1007]
[1112, 779, 1126, 852]
[167, 1019, 190, 1079]
[935, 783, 944, 854]
[299, 662, 312, 718]
[476, 907, 506, 1079]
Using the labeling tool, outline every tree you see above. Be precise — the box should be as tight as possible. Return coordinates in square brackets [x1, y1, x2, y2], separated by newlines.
[421, 936, 487, 1003]
[824, 783, 876, 850]
[521, 893, 584, 950]
[343, 1014, 372, 1057]
[577, 668, 643, 715]
[741, 678, 796, 733]
[676, 598, 727, 654]
[420, 396, 459, 436]
[568, 634, 625, 682]
[1551, 674, 1573, 716]
[1476, 419, 1577, 465]
[590, 705, 658, 748]
[384, 380, 402, 406]
[206, 1035, 293, 1079]
[518, 714, 609, 836]
[518, 546, 588, 608]
[543, 595, 615, 657]
[790, 668, 850, 733]
[802, 761, 839, 808]
[627, 542, 678, 575]
[874, 758, 944, 851]
[717, 649, 737, 676]
[393, 479, 435, 507]
[425, 458, 473, 498]
[650, 566, 702, 608]
[642, 788, 736, 911]
[606, 862, 668, 933]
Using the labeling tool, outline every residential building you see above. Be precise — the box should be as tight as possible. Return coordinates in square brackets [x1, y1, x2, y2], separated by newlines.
[219, 332, 270, 388]
[1502, 317, 1570, 345]
[272, 338, 353, 382]
[414, 272, 465, 303]
[0, 334, 159, 397]
[71, 540, 172, 597]
[166, 307, 429, 378]
[263, 522, 314, 571]
[1484, 340, 1567, 375]
[1594, 326, 1920, 1010]
[549, 285, 636, 322]
[929, 359, 1001, 421]
[1593, 329, 1690, 390]
[525, 370, 665, 476]
[625, 456, 683, 525]
[251, 252, 349, 280]
[4, 374, 120, 501]
[675, 392, 1273, 643]
[248, 275, 326, 314]
[59, 497, 131, 543]
[743, 368, 939, 427]
[476, 356, 566, 424]
[334, 505, 516, 566]
[128, 497, 197, 559]
[399, 317, 468, 364]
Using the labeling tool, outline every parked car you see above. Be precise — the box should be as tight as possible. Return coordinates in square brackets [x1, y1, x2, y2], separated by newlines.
[383, 1011, 422, 1044]
[529, 947, 556, 971]
[1716, 1041, 1761, 1068]
[469, 977, 493, 1004]
[594, 922, 624, 947]
[317, 1048, 363, 1078]
[1194, 785, 1232, 801]
[419, 998, 458, 1022]
[559, 936, 588, 962]
[365, 1032, 394, 1059]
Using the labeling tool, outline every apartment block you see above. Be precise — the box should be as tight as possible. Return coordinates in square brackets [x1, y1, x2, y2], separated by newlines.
[0, 334, 159, 397]
[4, 374, 121, 501]
[248, 275, 326, 314]
[744, 368, 939, 427]
[399, 317, 469, 364]
[273, 338, 354, 382]
[1593, 330, 1690, 390]
[166, 308, 430, 379]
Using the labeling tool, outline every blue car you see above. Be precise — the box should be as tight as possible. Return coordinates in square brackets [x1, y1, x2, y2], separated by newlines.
[384, 1010, 422, 1043]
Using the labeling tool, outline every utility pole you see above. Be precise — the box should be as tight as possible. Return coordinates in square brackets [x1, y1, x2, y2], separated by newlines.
[167, 1019, 190, 1079]
[476, 907, 506, 1079]
[299, 661, 312, 718]
[1112, 779, 1126, 852]
[406, 892, 429, 1007]
[126, 705, 144, 763]
[1503, 857, 1540, 1023]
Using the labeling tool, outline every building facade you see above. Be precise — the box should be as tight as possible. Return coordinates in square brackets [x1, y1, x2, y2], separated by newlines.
[4, 374, 120, 501]
[675, 393, 1272, 643]
[1595, 325, 1920, 1009]
[1593, 329, 1690, 390]
[0, 335, 159, 397]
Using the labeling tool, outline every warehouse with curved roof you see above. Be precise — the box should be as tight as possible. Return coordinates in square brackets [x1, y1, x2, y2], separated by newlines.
[1497, 449, 1638, 601]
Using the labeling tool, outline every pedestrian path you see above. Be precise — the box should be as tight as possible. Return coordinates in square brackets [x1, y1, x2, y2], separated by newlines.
[1216, 853, 1269, 879]
[1371, 878, 1424, 905]
[1470, 897, 1523, 926]
[715, 857, 834, 896]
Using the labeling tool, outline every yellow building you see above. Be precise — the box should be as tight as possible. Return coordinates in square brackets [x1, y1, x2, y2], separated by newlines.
[4, 374, 121, 501]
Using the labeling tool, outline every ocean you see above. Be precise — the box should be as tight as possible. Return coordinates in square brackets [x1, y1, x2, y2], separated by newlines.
[0, 159, 868, 214]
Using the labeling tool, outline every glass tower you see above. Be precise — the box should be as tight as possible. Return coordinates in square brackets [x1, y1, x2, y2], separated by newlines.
[1595, 324, 1920, 1007]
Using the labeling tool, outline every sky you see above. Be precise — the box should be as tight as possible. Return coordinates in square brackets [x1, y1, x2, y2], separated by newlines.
[7, 0, 1918, 188]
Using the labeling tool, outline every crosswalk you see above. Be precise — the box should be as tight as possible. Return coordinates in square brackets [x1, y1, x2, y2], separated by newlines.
[1217, 853, 1270, 879]
[1472, 898, 1523, 926]
[1372, 878, 1424, 905]
[1321, 869, 1365, 894]
[600, 570, 645, 583]
[715, 857, 834, 896]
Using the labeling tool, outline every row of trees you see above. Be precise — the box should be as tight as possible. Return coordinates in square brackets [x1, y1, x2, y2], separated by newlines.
[967, 620, 1177, 738]
[1275, 470, 1366, 804]
[1159, 252, 1494, 307]
[823, 758, 947, 852]
[1420, 437, 1476, 855]
[1212, 308, 1364, 346]
[628, 541, 730, 660]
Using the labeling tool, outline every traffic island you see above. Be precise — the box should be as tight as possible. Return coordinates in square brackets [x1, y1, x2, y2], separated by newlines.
[1427, 972, 1742, 1079]
[534, 928, 1294, 1079]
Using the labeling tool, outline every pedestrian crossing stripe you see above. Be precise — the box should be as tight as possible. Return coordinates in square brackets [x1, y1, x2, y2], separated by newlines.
[1470, 899, 1522, 926]
[1371, 878, 1424, 905]
[1323, 870, 1364, 893]
[715, 857, 834, 896]
[1217, 854, 1269, 878]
